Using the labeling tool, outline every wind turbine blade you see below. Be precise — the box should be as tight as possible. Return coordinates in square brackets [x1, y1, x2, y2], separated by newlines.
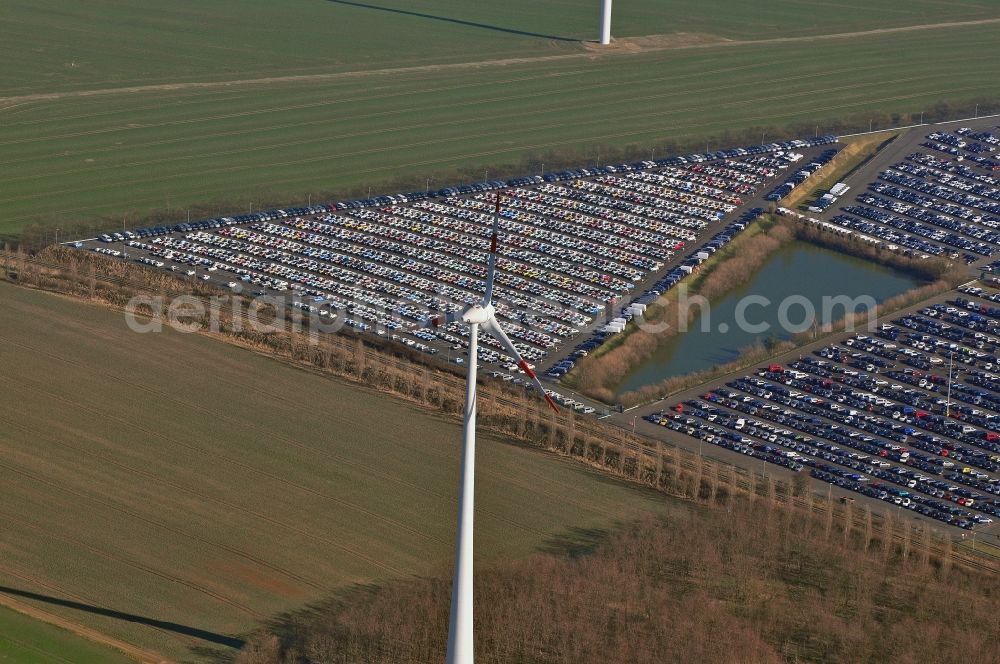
[481, 316, 559, 413]
[483, 192, 502, 306]
[419, 309, 462, 329]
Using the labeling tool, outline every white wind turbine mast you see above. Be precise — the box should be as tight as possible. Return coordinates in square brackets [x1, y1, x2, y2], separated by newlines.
[600, 0, 613, 45]
[420, 192, 559, 664]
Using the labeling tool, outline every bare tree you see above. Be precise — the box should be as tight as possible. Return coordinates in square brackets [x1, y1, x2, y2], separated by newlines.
[842, 499, 853, 547]
[353, 337, 366, 378]
[863, 505, 874, 553]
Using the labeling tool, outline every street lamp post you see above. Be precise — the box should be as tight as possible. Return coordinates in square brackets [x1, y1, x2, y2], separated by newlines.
[946, 350, 954, 417]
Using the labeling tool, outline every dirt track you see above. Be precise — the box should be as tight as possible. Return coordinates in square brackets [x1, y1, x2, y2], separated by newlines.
[3, 17, 1000, 105]
[0, 592, 172, 664]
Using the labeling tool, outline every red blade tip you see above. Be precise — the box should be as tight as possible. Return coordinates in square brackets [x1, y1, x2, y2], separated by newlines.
[544, 393, 560, 414]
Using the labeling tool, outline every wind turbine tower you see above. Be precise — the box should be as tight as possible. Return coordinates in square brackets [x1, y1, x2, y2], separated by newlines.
[600, 0, 613, 45]
[424, 193, 558, 664]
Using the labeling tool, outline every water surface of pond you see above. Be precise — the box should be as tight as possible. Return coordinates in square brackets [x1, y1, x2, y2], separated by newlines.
[615, 241, 922, 394]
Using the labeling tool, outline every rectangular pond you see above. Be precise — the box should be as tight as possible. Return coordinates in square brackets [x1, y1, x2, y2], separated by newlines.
[615, 241, 923, 395]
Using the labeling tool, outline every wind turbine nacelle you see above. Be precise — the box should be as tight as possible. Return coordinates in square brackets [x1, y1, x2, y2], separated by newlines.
[461, 304, 494, 325]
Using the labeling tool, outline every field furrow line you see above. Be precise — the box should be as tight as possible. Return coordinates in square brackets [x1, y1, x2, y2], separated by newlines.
[0, 308, 557, 539]
[0, 334, 453, 544]
[0, 385, 411, 578]
[0, 414, 332, 593]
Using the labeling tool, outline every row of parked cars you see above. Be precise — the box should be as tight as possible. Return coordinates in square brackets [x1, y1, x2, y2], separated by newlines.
[819, 128, 1000, 260]
[764, 148, 841, 201]
[141, 159, 748, 353]
[655, 286, 1000, 529]
[97, 207, 326, 244]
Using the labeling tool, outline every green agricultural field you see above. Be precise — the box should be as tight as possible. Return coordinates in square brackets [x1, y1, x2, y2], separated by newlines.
[0, 605, 135, 664]
[0, 280, 679, 663]
[1, 1, 998, 240]
[3, 0, 991, 94]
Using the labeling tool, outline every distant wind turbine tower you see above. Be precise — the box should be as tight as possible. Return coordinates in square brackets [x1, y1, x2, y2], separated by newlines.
[600, 0, 613, 45]
[423, 193, 558, 664]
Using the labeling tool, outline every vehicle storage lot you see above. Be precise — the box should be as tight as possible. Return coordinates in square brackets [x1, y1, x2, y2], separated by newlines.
[557, 120, 1000, 542]
[86, 140, 835, 371]
[636, 283, 1000, 541]
[77, 123, 1000, 545]
[794, 118, 1000, 265]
